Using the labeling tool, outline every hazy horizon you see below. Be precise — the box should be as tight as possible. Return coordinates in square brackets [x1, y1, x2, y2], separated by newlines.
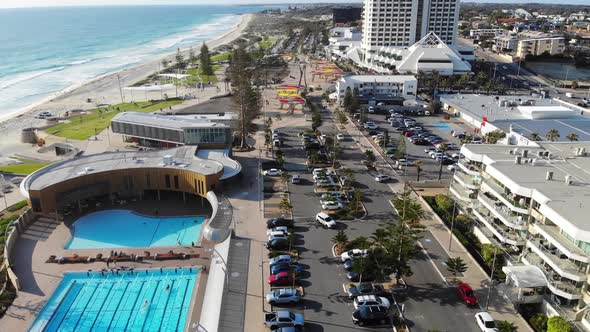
[1, 0, 589, 9]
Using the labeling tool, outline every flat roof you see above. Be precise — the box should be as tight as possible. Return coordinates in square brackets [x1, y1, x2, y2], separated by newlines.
[112, 112, 229, 130]
[24, 146, 226, 191]
[340, 75, 416, 84]
[463, 142, 590, 232]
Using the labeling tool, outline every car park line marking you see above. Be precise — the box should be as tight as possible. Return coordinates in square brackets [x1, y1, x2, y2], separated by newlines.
[416, 239, 449, 286]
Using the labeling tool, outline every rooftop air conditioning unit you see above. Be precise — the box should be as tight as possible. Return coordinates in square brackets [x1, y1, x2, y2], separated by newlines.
[522, 149, 529, 157]
[546, 171, 554, 181]
[565, 175, 573, 185]
[515, 156, 522, 164]
[163, 155, 174, 165]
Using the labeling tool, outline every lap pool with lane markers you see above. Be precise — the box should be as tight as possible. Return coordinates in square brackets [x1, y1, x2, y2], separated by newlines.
[29, 267, 198, 332]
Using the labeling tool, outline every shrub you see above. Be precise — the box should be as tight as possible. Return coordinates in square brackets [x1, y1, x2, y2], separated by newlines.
[530, 313, 548, 332]
[547, 316, 572, 332]
[7, 200, 27, 212]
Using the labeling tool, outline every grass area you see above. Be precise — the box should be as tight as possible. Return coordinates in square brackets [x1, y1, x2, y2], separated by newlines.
[186, 64, 221, 84]
[259, 37, 276, 50]
[45, 100, 183, 140]
[0, 162, 50, 175]
[211, 52, 232, 62]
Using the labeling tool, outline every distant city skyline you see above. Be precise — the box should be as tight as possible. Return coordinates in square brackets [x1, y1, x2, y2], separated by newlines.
[0, 0, 589, 9]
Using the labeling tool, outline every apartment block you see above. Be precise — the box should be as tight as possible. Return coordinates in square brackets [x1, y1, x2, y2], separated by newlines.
[335, 75, 417, 105]
[451, 143, 590, 329]
[516, 37, 566, 58]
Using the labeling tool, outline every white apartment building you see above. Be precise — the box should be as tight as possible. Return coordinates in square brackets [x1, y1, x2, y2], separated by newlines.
[493, 35, 518, 53]
[361, 0, 460, 51]
[470, 29, 505, 38]
[451, 143, 590, 330]
[516, 37, 566, 58]
[335, 75, 417, 105]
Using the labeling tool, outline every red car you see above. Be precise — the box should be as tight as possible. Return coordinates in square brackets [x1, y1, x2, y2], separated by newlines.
[457, 283, 478, 306]
[403, 131, 415, 137]
[268, 272, 295, 286]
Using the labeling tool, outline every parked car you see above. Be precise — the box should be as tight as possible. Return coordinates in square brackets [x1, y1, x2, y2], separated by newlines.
[457, 283, 478, 306]
[266, 288, 301, 305]
[268, 272, 295, 286]
[267, 226, 289, 236]
[268, 232, 289, 241]
[353, 295, 391, 309]
[35, 111, 53, 119]
[447, 164, 457, 171]
[368, 106, 375, 113]
[475, 312, 498, 332]
[269, 255, 293, 267]
[267, 218, 294, 228]
[291, 175, 301, 184]
[365, 123, 378, 130]
[320, 192, 346, 200]
[347, 272, 375, 282]
[264, 169, 282, 176]
[341, 249, 369, 262]
[271, 263, 304, 276]
[267, 238, 290, 250]
[337, 133, 345, 141]
[343, 259, 354, 271]
[321, 201, 345, 210]
[347, 283, 388, 299]
[264, 311, 304, 329]
[374, 174, 390, 182]
[351, 305, 390, 326]
[316, 212, 336, 228]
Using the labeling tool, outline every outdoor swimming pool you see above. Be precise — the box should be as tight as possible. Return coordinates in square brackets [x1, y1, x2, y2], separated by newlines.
[29, 267, 198, 332]
[65, 210, 204, 249]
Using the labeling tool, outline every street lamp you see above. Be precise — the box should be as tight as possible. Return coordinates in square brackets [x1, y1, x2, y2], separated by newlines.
[205, 247, 229, 289]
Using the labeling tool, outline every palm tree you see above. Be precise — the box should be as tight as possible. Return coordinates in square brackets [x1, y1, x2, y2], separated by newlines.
[437, 143, 448, 181]
[446, 257, 468, 276]
[566, 133, 579, 142]
[331, 230, 348, 247]
[497, 320, 517, 332]
[530, 132, 542, 141]
[415, 160, 424, 182]
[546, 129, 560, 142]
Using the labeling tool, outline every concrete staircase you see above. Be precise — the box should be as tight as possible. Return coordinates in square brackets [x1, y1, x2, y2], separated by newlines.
[19, 215, 60, 241]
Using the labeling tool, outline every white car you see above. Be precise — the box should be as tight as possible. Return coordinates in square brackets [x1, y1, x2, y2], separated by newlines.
[374, 174, 390, 182]
[368, 106, 375, 113]
[266, 288, 301, 305]
[321, 201, 344, 210]
[316, 212, 336, 228]
[475, 312, 498, 332]
[337, 134, 345, 141]
[264, 169, 282, 176]
[341, 249, 369, 262]
[447, 164, 457, 172]
[268, 233, 288, 241]
[35, 111, 54, 119]
[365, 124, 378, 130]
[353, 295, 391, 309]
[267, 227, 289, 236]
[321, 192, 346, 200]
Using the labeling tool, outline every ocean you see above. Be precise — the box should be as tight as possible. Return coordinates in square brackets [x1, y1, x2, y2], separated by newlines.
[0, 5, 270, 120]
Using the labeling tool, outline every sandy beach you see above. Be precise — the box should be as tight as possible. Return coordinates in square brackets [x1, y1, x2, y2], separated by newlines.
[0, 13, 252, 163]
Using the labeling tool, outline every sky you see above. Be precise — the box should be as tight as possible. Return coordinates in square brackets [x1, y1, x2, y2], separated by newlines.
[0, 0, 587, 7]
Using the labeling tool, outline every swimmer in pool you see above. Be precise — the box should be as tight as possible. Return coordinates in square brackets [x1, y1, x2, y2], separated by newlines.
[165, 284, 170, 291]
[143, 300, 148, 309]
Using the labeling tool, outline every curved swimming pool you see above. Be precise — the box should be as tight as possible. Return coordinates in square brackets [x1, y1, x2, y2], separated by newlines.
[65, 210, 204, 249]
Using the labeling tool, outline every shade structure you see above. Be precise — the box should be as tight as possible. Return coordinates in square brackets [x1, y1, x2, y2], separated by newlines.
[502, 265, 547, 288]
[158, 74, 191, 79]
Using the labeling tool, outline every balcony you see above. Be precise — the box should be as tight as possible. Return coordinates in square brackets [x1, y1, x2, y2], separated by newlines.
[453, 171, 481, 190]
[522, 252, 583, 300]
[473, 205, 525, 246]
[478, 194, 528, 231]
[534, 223, 589, 263]
[450, 182, 474, 203]
[527, 238, 587, 282]
[480, 180, 529, 215]
[458, 160, 480, 176]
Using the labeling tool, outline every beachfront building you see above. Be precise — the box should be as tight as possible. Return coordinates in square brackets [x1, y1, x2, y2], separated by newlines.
[451, 142, 590, 330]
[516, 36, 566, 58]
[111, 112, 233, 149]
[335, 75, 417, 105]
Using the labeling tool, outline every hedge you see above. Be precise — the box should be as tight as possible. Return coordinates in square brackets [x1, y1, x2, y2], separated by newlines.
[6, 200, 27, 212]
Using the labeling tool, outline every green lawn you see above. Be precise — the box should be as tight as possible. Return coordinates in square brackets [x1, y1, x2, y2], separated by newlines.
[0, 162, 50, 175]
[211, 52, 232, 62]
[186, 64, 221, 84]
[259, 37, 276, 50]
[45, 100, 183, 140]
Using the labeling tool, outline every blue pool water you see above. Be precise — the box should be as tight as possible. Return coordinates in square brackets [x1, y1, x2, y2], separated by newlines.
[65, 210, 204, 249]
[29, 267, 198, 332]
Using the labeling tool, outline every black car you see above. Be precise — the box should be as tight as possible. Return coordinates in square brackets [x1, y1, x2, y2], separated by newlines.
[347, 283, 389, 299]
[346, 272, 375, 282]
[352, 306, 390, 326]
[267, 238, 290, 250]
[343, 259, 354, 271]
[266, 218, 294, 228]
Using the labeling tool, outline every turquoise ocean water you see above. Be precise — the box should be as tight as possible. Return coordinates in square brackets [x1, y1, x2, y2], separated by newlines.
[0, 5, 271, 120]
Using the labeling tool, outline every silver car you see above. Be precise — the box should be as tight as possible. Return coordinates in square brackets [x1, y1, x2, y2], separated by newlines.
[266, 288, 301, 305]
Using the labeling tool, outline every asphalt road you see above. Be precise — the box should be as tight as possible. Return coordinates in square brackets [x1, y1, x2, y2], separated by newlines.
[274, 107, 482, 332]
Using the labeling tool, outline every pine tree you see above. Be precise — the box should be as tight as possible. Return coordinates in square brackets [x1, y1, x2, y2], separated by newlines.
[200, 44, 213, 76]
[230, 46, 260, 149]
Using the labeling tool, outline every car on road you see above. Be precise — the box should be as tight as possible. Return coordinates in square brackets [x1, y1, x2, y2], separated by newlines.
[264, 311, 304, 329]
[268, 272, 295, 286]
[347, 283, 388, 299]
[341, 249, 369, 262]
[266, 288, 301, 305]
[271, 263, 304, 276]
[290, 174, 301, 184]
[353, 295, 391, 309]
[267, 218, 294, 228]
[264, 169, 282, 176]
[321, 201, 345, 210]
[475, 312, 498, 332]
[267, 238, 290, 250]
[316, 212, 336, 228]
[374, 174, 391, 182]
[351, 305, 390, 326]
[336, 133, 345, 141]
[269, 255, 293, 267]
[458, 283, 478, 306]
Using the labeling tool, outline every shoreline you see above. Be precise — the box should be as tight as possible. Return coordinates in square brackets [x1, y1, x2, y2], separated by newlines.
[0, 12, 253, 125]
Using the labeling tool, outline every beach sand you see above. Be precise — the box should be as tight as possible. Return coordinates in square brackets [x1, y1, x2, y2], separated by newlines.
[0, 13, 252, 164]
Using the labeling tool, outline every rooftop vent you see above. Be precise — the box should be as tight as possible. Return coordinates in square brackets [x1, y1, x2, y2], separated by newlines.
[163, 155, 174, 166]
[546, 171, 554, 181]
[515, 156, 522, 164]
[565, 174, 573, 185]
[522, 149, 529, 158]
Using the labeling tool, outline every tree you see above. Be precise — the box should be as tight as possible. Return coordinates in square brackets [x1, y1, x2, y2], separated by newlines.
[279, 198, 293, 215]
[546, 129, 560, 142]
[484, 130, 506, 144]
[394, 133, 406, 160]
[566, 133, 579, 142]
[175, 48, 186, 69]
[427, 101, 442, 114]
[340, 168, 355, 186]
[415, 160, 424, 182]
[434, 194, 454, 216]
[381, 130, 390, 148]
[437, 143, 448, 180]
[547, 316, 572, 332]
[230, 46, 260, 149]
[530, 313, 548, 332]
[497, 320, 517, 332]
[446, 257, 467, 276]
[275, 150, 285, 168]
[571, 80, 578, 89]
[392, 190, 425, 225]
[199, 44, 213, 76]
[365, 150, 376, 162]
[335, 110, 348, 126]
[342, 87, 352, 111]
[188, 47, 196, 66]
[530, 132, 542, 141]
[332, 230, 348, 247]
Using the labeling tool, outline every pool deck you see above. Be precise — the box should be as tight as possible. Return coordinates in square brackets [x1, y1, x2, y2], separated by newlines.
[1, 198, 216, 332]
